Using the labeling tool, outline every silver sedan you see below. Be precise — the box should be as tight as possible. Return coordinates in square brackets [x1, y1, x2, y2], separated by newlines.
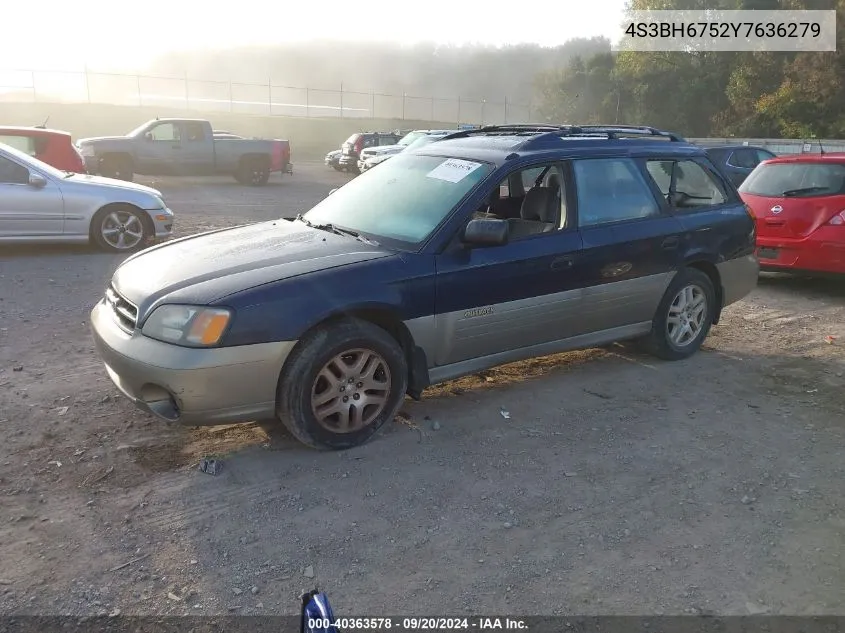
[0, 142, 174, 252]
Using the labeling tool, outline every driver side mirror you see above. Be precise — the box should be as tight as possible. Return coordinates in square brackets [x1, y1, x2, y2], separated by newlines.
[144, 132, 153, 142]
[28, 172, 47, 188]
[462, 218, 509, 247]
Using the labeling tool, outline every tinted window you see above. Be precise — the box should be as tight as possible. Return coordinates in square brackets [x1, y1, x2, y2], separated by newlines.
[184, 122, 206, 142]
[739, 162, 845, 198]
[149, 123, 180, 142]
[574, 158, 660, 226]
[728, 149, 758, 169]
[755, 149, 776, 163]
[304, 153, 493, 245]
[0, 155, 29, 184]
[0, 135, 36, 156]
[645, 160, 726, 208]
[378, 135, 398, 146]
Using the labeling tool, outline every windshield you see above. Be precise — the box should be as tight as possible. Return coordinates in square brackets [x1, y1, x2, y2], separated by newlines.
[405, 135, 444, 152]
[303, 153, 493, 246]
[739, 162, 845, 197]
[397, 131, 428, 146]
[0, 141, 67, 179]
[126, 122, 152, 137]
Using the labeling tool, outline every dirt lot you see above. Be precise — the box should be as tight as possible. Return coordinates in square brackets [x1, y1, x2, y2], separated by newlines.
[1, 162, 844, 617]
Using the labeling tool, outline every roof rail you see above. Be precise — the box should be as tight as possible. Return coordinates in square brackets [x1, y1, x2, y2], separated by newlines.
[439, 123, 686, 143]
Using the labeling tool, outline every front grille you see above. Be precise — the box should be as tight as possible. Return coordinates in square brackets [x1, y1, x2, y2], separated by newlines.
[105, 285, 138, 332]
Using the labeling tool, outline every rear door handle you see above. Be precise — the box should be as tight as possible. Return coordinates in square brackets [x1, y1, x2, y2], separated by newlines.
[662, 236, 680, 250]
[551, 255, 574, 271]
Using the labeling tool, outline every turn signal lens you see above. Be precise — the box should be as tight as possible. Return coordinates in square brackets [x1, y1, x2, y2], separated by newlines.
[186, 309, 231, 345]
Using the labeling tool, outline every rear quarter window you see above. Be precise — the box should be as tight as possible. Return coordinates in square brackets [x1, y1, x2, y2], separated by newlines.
[739, 163, 845, 197]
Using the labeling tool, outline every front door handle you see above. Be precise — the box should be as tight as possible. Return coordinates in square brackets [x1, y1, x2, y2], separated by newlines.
[551, 255, 574, 271]
[662, 236, 680, 250]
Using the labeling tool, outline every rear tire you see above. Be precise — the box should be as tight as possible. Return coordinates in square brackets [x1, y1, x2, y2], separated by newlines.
[641, 267, 716, 361]
[99, 155, 134, 181]
[276, 319, 408, 450]
[235, 157, 270, 186]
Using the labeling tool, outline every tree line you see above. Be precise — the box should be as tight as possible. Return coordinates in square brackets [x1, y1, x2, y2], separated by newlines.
[534, 0, 845, 138]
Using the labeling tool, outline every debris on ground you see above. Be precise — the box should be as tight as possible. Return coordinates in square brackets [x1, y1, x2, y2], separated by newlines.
[198, 458, 223, 475]
[500, 408, 510, 419]
[303, 565, 314, 578]
[56, 406, 69, 416]
[825, 335, 837, 344]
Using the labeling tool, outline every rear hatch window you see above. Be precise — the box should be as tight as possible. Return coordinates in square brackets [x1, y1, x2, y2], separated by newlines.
[740, 162, 845, 198]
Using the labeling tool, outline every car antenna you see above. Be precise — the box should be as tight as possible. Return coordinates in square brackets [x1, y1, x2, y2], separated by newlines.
[35, 115, 49, 129]
[819, 140, 826, 155]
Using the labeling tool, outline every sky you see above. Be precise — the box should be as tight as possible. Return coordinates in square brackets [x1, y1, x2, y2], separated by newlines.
[0, 0, 627, 71]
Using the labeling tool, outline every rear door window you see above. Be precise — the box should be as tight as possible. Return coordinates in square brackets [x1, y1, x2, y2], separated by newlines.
[739, 162, 845, 198]
[184, 122, 206, 142]
[0, 135, 36, 156]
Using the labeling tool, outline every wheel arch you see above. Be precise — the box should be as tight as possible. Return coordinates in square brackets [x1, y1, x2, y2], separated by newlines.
[683, 256, 723, 325]
[279, 304, 430, 402]
[88, 202, 155, 245]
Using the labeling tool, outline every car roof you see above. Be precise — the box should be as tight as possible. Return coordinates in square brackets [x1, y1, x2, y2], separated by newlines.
[0, 126, 71, 137]
[759, 152, 845, 164]
[704, 144, 772, 151]
[408, 125, 704, 166]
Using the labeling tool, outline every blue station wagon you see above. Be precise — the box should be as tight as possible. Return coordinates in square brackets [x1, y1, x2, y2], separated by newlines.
[90, 125, 759, 450]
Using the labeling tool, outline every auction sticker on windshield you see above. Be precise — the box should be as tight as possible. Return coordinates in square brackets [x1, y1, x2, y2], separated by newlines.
[427, 158, 483, 183]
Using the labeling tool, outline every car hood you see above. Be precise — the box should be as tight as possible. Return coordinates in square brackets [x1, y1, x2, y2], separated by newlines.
[111, 219, 393, 320]
[364, 145, 405, 157]
[77, 135, 128, 144]
[64, 173, 162, 196]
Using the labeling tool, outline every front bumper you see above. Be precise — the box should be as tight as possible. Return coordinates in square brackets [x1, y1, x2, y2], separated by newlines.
[149, 207, 175, 240]
[338, 155, 358, 169]
[83, 155, 99, 174]
[90, 300, 297, 425]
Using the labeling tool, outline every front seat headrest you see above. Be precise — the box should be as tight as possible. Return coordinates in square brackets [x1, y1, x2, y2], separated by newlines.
[520, 187, 557, 223]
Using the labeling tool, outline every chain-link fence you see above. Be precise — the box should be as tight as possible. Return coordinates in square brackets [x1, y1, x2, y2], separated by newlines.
[0, 68, 534, 126]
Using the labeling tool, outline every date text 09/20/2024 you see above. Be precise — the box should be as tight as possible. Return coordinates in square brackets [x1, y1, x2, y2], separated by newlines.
[307, 617, 528, 630]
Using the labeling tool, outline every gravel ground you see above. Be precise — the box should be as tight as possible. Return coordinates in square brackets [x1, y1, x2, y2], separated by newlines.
[1, 162, 844, 617]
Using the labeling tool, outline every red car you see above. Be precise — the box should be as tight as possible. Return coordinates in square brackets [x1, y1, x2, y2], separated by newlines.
[739, 153, 845, 275]
[0, 126, 87, 173]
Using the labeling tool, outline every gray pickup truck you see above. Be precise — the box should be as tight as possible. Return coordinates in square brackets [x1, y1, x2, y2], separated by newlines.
[76, 118, 293, 186]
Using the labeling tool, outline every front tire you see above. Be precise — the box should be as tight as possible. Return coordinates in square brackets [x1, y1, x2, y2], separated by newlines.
[91, 206, 151, 253]
[277, 319, 408, 450]
[641, 267, 716, 361]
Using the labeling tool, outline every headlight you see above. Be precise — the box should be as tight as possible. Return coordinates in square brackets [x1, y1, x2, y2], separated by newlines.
[141, 305, 232, 347]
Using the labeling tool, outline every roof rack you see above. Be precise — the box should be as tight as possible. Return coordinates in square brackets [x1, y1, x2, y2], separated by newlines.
[439, 124, 686, 143]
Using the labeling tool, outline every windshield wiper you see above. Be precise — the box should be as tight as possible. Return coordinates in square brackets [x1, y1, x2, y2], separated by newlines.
[782, 186, 829, 197]
[295, 214, 379, 245]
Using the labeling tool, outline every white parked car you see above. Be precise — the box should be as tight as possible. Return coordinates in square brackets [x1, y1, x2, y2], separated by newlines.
[360, 130, 458, 172]
[0, 142, 174, 252]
